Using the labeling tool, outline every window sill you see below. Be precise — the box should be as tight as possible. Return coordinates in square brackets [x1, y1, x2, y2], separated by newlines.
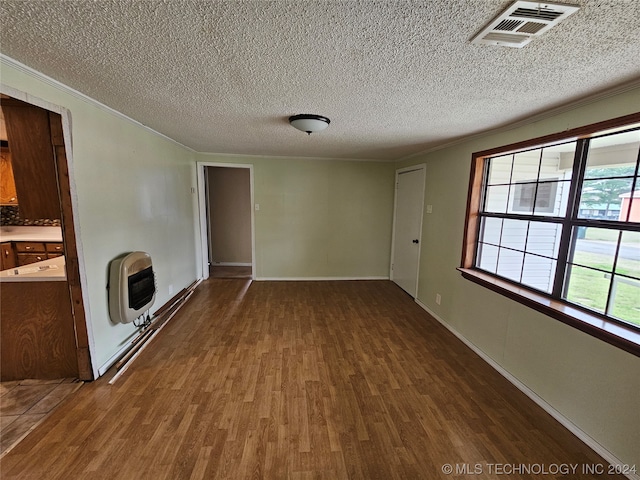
[458, 268, 640, 357]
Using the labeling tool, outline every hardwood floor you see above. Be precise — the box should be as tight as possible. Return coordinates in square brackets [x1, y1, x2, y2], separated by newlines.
[0, 279, 625, 479]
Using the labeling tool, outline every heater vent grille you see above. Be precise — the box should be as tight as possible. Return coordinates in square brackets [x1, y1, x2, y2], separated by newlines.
[482, 32, 530, 45]
[471, 1, 579, 48]
[517, 21, 547, 34]
[512, 7, 564, 21]
[495, 19, 523, 31]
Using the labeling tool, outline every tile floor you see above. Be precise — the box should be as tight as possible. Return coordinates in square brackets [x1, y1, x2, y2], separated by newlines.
[0, 378, 82, 456]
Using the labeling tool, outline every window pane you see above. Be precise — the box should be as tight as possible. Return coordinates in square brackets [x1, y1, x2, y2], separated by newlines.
[578, 178, 632, 220]
[521, 254, 556, 293]
[549, 180, 571, 218]
[479, 217, 502, 245]
[496, 248, 524, 282]
[469, 123, 640, 332]
[585, 130, 640, 179]
[564, 265, 610, 314]
[485, 185, 509, 213]
[619, 186, 640, 223]
[509, 182, 535, 214]
[477, 243, 499, 274]
[526, 222, 561, 258]
[539, 142, 575, 180]
[501, 219, 527, 250]
[487, 155, 513, 185]
[571, 227, 616, 272]
[531, 181, 559, 215]
[609, 276, 640, 327]
[512, 149, 541, 183]
[616, 230, 640, 278]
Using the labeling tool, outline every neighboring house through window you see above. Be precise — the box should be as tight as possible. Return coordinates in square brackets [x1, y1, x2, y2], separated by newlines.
[460, 113, 640, 355]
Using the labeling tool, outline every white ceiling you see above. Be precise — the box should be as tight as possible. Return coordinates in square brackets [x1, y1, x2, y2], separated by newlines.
[1, 0, 639, 161]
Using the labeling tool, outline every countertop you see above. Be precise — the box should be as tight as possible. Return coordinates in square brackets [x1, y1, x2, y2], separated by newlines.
[0, 226, 63, 243]
[0, 255, 66, 282]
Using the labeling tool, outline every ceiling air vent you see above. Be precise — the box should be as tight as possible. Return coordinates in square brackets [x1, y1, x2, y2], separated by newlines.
[471, 1, 579, 48]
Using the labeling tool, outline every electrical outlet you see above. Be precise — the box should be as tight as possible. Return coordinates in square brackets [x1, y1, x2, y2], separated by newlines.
[255, 203, 260, 211]
[435, 293, 441, 305]
[426, 204, 433, 214]
[169, 284, 174, 295]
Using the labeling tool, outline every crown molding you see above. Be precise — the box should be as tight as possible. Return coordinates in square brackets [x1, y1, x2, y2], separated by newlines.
[397, 77, 640, 163]
[0, 54, 195, 152]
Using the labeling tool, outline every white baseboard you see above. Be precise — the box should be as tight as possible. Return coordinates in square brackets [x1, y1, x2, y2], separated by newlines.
[415, 299, 639, 480]
[211, 262, 252, 267]
[255, 276, 389, 281]
[98, 340, 134, 377]
[98, 279, 202, 378]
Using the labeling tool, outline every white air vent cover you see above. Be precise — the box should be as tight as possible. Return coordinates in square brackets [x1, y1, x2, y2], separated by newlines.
[471, 1, 580, 48]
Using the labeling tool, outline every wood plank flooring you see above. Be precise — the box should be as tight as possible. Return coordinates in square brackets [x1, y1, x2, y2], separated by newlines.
[0, 279, 625, 479]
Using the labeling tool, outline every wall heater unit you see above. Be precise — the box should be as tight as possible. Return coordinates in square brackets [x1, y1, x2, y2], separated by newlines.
[108, 251, 156, 324]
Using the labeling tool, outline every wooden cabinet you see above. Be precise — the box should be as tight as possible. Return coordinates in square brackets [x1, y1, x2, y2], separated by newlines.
[0, 241, 64, 268]
[16, 242, 47, 266]
[0, 146, 18, 205]
[1, 281, 78, 381]
[1, 242, 16, 270]
[0, 99, 61, 220]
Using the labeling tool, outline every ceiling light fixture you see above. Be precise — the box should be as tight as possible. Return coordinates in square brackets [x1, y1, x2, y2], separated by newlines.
[289, 114, 330, 135]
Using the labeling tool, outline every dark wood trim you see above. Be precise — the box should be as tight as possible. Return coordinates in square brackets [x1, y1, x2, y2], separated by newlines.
[461, 154, 485, 268]
[472, 111, 640, 160]
[458, 269, 640, 357]
[460, 112, 640, 358]
[49, 111, 93, 381]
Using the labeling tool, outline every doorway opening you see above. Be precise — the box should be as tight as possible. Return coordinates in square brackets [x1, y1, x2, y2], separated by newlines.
[0, 89, 94, 381]
[196, 163, 255, 280]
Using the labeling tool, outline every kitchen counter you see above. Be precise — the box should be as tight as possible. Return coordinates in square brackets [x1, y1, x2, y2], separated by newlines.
[0, 225, 63, 243]
[0, 255, 66, 282]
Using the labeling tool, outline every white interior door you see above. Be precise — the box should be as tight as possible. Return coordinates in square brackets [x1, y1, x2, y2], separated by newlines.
[391, 166, 425, 297]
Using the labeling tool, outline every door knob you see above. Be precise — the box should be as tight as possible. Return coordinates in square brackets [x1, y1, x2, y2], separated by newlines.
[412, 239, 419, 244]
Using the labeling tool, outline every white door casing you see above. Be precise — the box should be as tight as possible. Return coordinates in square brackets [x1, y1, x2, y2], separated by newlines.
[391, 165, 426, 297]
[196, 162, 256, 280]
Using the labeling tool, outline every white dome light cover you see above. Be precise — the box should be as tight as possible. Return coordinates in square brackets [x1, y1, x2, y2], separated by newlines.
[289, 114, 330, 135]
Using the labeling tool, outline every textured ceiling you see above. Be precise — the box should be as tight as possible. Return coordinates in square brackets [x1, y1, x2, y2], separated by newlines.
[1, 0, 639, 161]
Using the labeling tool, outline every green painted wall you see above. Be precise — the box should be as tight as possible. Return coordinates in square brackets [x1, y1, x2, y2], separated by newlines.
[1, 59, 199, 372]
[398, 87, 640, 467]
[198, 154, 396, 279]
[3, 55, 637, 468]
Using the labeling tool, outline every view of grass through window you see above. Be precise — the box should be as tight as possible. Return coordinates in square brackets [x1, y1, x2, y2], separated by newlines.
[475, 127, 640, 329]
[566, 228, 640, 326]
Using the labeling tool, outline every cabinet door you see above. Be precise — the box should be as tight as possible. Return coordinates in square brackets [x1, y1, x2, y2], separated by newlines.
[0, 242, 16, 270]
[0, 147, 18, 205]
[1, 99, 61, 220]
